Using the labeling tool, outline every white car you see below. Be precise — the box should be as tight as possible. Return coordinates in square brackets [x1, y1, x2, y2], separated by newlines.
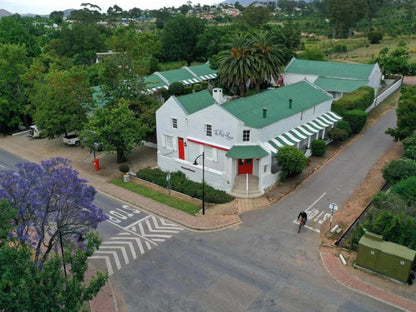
[63, 134, 81, 147]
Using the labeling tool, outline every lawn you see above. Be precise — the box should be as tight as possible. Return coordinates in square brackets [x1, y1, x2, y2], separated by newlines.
[112, 178, 201, 215]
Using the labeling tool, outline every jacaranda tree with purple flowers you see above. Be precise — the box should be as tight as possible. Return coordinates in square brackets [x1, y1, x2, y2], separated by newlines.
[0, 157, 108, 263]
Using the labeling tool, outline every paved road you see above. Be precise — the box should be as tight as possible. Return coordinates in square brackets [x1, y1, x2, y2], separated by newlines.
[110, 108, 400, 311]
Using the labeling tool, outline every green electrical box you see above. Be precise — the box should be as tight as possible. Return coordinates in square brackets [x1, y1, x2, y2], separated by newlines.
[356, 232, 416, 283]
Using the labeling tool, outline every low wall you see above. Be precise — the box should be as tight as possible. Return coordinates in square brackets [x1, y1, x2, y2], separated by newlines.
[366, 77, 403, 112]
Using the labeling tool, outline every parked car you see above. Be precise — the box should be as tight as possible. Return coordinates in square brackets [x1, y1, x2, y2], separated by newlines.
[29, 125, 43, 138]
[63, 134, 81, 147]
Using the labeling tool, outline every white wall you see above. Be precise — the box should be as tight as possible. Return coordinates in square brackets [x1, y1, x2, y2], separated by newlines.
[283, 73, 318, 86]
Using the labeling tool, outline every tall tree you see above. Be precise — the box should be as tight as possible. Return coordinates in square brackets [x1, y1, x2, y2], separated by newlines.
[216, 33, 255, 96]
[30, 66, 93, 138]
[0, 158, 108, 263]
[250, 30, 284, 90]
[237, 4, 270, 28]
[161, 15, 206, 65]
[81, 101, 146, 163]
[0, 44, 29, 133]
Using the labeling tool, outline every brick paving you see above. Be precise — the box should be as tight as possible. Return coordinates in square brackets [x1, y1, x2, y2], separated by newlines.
[321, 253, 416, 312]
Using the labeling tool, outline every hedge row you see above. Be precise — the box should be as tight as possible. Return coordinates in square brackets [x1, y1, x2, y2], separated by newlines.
[332, 86, 374, 115]
[136, 168, 234, 204]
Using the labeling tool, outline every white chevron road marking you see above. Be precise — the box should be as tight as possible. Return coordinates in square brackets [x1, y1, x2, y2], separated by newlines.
[93, 251, 122, 271]
[107, 240, 137, 260]
[97, 245, 130, 265]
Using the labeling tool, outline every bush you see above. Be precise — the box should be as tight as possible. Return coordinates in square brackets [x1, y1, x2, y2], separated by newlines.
[193, 83, 202, 92]
[168, 81, 185, 96]
[331, 86, 374, 115]
[336, 120, 352, 136]
[402, 131, 416, 160]
[382, 158, 416, 185]
[368, 31, 383, 44]
[119, 164, 130, 174]
[343, 109, 367, 134]
[391, 176, 416, 204]
[201, 81, 208, 90]
[277, 146, 307, 177]
[311, 139, 326, 156]
[184, 86, 193, 94]
[136, 168, 234, 204]
[160, 88, 170, 101]
[328, 127, 348, 141]
[331, 44, 347, 54]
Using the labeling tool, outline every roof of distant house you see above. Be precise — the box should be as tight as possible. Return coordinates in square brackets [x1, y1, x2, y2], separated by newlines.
[176, 90, 215, 114]
[284, 58, 376, 80]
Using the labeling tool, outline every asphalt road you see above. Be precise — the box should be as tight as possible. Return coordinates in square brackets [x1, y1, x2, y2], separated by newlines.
[110, 108, 400, 311]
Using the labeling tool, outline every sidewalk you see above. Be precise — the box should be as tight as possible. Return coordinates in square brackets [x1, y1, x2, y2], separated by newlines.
[1, 133, 415, 311]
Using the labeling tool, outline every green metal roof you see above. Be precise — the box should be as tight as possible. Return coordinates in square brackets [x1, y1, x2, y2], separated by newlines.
[359, 234, 416, 261]
[187, 63, 217, 79]
[314, 77, 369, 93]
[177, 90, 215, 115]
[144, 74, 168, 91]
[158, 68, 200, 85]
[226, 145, 268, 159]
[222, 81, 332, 129]
[285, 59, 375, 80]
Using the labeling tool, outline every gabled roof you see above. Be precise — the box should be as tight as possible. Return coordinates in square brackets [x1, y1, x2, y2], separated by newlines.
[144, 73, 169, 92]
[176, 90, 215, 115]
[222, 81, 332, 129]
[285, 58, 375, 80]
[157, 68, 201, 85]
[186, 63, 218, 81]
[314, 77, 369, 93]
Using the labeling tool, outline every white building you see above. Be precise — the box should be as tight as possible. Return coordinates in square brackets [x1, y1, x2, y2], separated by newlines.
[283, 58, 382, 100]
[156, 80, 341, 196]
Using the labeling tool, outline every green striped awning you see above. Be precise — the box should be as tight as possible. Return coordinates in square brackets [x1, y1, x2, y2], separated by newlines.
[265, 112, 342, 154]
[226, 145, 268, 159]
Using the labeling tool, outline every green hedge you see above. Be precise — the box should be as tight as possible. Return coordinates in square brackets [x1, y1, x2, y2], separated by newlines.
[336, 120, 352, 136]
[332, 86, 374, 115]
[343, 109, 367, 134]
[136, 168, 234, 204]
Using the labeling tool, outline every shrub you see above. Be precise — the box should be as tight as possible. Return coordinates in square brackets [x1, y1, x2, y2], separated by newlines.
[168, 81, 185, 96]
[336, 120, 352, 136]
[391, 176, 416, 204]
[402, 131, 416, 160]
[328, 127, 348, 142]
[311, 139, 326, 156]
[136, 168, 234, 204]
[201, 81, 208, 90]
[184, 86, 193, 94]
[331, 44, 347, 54]
[331, 86, 374, 115]
[276, 146, 307, 177]
[382, 158, 416, 185]
[193, 83, 202, 92]
[160, 88, 170, 101]
[343, 109, 367, 134]
[368, 31, 383, 44]
[119, 164, 130, 174]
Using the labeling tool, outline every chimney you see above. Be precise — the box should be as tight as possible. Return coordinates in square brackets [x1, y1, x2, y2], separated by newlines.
[263, 108, 267, 118]
[212, 88, 223, 104]
[289, 98, 293, 109]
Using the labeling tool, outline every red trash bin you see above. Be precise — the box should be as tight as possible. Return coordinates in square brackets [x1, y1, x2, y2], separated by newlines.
[93, 158, 99, 171]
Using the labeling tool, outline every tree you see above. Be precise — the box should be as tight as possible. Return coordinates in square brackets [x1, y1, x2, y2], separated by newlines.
[161, 15, 206, 65]
[276, 145, 307, 179]
[30, 67, 93, 138]
[68, 3, 102, 24]
[0, 229, 107, 311]
[81, 101, 146, 163]
[217, 33, 255, 96]
[311, 139, 327, 156]
[328, 127, 348, 142]
[250, 30, 284, 91]
[49, 11, 64, 24]
[382, 158, 416, 185]
[391, 176, 416, 205]
[237, 4, 270, 28]
[0, 43, 29, 133]
[402, 131, 416, 160]
[0, 158, 108, 263]
[386, 86, 416, 141]
[376, 43, 410, 75]
[299, 47, 326, 60]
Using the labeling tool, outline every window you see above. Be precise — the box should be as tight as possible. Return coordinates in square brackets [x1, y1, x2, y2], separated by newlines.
[205, 146, 217, 161]
[171, 118, 177, 129]
[205, 124, 212, 137]
[164, 135, 174, 149]
[243, 130, 250, 142]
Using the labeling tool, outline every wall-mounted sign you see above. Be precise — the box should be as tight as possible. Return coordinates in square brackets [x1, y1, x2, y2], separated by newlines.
[214, 129, 233, 140]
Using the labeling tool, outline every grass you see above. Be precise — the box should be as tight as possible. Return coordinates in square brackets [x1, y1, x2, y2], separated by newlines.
[112, 178, 201, 215]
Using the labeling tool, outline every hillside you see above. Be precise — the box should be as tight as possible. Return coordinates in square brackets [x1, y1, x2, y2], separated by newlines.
[0, 9, 12, 18]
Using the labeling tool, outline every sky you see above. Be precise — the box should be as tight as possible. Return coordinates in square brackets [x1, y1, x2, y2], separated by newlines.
[2, 0, 221, 15]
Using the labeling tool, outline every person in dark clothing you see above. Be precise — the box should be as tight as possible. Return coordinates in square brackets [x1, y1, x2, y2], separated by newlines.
[298, 211, 307, 224]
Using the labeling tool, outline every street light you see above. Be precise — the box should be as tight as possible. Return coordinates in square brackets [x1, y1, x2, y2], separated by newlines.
[193, 152, 205, 215]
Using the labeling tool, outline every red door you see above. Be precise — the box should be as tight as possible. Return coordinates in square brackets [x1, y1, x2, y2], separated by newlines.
[238, 159, 253, 174]
[178, 137, 185, 160]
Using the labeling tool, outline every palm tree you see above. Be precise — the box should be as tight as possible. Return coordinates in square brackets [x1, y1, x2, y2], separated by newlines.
[217, 33, 256, 97]
[250, 30, 284, 91]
